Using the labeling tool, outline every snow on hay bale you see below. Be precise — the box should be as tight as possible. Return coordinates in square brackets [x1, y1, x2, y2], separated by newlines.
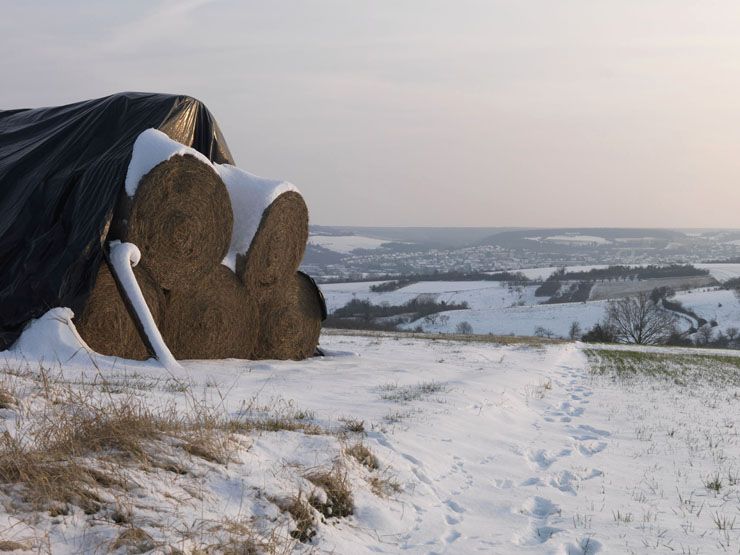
[78, 129, 318, 362]
[75, 261, 164, 360]
[256, 272, 324, 360]
[216, 165, 308, 303]
[111, 130, 233, 291]
[119, 154, 233, 291]
[162, 265, 259, 360]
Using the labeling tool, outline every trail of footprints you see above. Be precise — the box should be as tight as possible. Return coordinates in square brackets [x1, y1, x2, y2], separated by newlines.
[388, 356, 607, 552]
[511, 362, 606, 552]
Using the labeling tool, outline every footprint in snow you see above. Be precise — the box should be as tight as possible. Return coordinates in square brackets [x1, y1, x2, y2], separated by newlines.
[525, 449, 553, 470]
[511, 524, 562, 546]
[577, 424, 610, 437]
[575, 441, 607, 457]
[556, 538, 603, 554]
[520, 496, 560, 519]
[548, 470, 578, 495]
[560, 401, 584, 417]
[511, 496, 562, 546]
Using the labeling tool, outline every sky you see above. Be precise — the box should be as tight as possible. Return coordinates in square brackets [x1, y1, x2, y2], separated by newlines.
[2, 0, 740, 228]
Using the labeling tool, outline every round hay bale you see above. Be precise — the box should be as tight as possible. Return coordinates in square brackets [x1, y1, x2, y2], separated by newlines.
[256, 272, 323, 360]
[75, 261, 165, 360]
[125, 154, 233, 291]
[236, 192, 308, 302]
[162, 265, 259, 360]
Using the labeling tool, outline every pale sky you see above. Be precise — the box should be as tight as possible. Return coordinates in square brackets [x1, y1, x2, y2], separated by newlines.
[2, 1, 740, 228]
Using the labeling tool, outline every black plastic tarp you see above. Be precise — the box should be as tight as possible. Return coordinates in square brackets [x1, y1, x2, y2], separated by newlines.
[0, 92, 234, 349]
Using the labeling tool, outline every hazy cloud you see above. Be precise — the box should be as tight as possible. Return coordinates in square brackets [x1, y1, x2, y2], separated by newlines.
[2, 1, 739, 227]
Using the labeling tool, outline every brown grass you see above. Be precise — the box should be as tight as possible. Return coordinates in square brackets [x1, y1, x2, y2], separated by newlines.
[0, 541, 29, 552]
[111, 527, 155, 553]
[0, 386, 238, 513]
[0, 387, 14, 409]
[339, 417, 365, 434]
[227, 400, 323, 436]
[182, 437, 232, 465]
[368, 472, 402, 497]
[346, 443, 379, 470]
[306, 466, 354, 518]
[275, 493, 317, 543]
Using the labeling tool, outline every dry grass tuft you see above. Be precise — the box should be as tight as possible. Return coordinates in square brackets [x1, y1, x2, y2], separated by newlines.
[0, 541, 29, 552]
[207, 519, 261, 554]
[227, 400, 322, 436]
[276, 493, 317, 543]
[182, 436, 232, 465]
[339, 417, 365, 434]
[306, 466, 354, 518]
[111, 526, 155, 553]
[0, 387, 14, 409]
[368, 473, 402, 497]
[0, 387, 234, 513]
[346, 443, 379, 470]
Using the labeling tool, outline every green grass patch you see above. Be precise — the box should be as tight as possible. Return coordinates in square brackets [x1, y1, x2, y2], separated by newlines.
[585, 349, 740, 387]
[378, 381, 447, 403]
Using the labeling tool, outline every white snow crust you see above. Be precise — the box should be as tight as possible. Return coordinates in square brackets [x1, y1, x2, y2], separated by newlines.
[215, 164, 299, 271]
[2, 307, 97, 366]
[108, 241, 181, 371]
[308, 234, 390, 254]
[124, 128, 213, 197]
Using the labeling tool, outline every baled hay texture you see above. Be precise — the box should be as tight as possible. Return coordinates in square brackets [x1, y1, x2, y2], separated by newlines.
[256, 272, 322, 360]
[126, 154, 233, 290]
[75, 261, 164, 360]
[236, 192, 308, 301]
[163, 265, 258, 360]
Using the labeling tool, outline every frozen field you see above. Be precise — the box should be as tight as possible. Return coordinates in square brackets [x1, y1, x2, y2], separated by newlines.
[321, 276, 740, 339]
[1, 325, 738, 554]
[308, 234, 391, 253]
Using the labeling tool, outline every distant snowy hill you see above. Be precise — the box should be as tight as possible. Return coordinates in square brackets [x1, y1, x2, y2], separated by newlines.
[308, 234, 391, 254]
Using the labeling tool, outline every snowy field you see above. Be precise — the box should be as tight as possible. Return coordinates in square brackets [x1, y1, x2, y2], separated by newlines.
[509, 263, 740, 283]
[308, 234, 391, 253]
[1, 327, 738, 554]
[321, 276, 740, 339]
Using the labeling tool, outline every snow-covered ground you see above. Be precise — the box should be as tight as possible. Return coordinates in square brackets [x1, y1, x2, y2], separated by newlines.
[696, 263, 740, 282]
[321, 281, 537, 314]
[675, 287, 740, 334]
[308, 235, 391, 254]
[1, 328, 738, 554]
[321, 278, 740, 339]
[509, 263, 740, 283]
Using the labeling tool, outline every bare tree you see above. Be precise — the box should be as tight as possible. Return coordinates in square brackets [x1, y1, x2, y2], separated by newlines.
[605, 292, 678, 345]
[726, 326, 739, 343]
[456, 321, 473, 334]
[696, 324, 714, 345]
[568, 321, 582, 340]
